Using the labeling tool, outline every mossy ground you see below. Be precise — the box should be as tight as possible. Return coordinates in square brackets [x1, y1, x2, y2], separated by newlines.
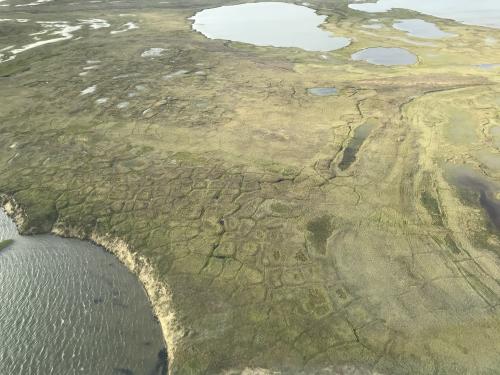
[0, 239, 14, 251]
[1, 0, 500, 374]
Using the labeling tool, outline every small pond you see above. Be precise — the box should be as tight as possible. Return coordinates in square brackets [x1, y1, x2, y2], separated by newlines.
[393, 19, 455, 39]
[308, 87, 338, 96]
[339, 123, 375, 170]
[351, 47, 417, 66]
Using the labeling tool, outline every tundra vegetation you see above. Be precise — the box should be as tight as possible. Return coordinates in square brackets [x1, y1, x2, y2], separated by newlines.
[1, 0, 500, 374]
[0, 239, 14, 251]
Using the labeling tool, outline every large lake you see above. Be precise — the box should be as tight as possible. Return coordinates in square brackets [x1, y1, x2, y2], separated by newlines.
[349, 0, 500, 29]
[190, 2, 351, 51]
[0, 210, 166, 375]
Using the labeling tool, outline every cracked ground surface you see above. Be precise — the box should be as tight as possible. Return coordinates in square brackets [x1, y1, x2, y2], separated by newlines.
[1, 0, 500, 373]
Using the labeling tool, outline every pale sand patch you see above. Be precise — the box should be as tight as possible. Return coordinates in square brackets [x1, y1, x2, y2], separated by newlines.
[0, 20, 111, 64]
[0, 54, 15, 63]
[80, 85, 96, 95]
[163, 69, 188, 80]
[141, 47, 165, 58]
[111, 22, 138, 34]
[96, 97, 108, 104]
[79, 18, 110, 30]
[10, 22, 81, 55]
[30, 29, 48, 36]
[15, 0, 52, 7]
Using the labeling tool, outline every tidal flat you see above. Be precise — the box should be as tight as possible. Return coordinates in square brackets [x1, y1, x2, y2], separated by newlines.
[1, 0, 500, 374]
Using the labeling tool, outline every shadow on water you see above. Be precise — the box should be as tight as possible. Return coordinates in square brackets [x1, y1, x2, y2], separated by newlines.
[339, 123, 374, 170]
[446, 165, 500, 230]
[114, 369, 134, 375]
[115, 347, 167, 375]
[151, 348, 168, 375]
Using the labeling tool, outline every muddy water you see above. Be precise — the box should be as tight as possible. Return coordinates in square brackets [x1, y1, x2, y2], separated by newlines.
[0, 210, 166, 375]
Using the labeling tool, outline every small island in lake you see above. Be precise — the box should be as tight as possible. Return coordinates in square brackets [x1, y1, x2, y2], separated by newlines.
[0, 239, 14, 252]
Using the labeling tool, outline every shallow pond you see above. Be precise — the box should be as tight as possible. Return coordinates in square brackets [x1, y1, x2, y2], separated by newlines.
[393, 19, 455, 39]
[446, 165, 500, 231]
[339, 123, 375, 170]
[349, 0, 500, 29]
[308, 87, 338, 96]
[0, 211, 166, 375]
[475, 63, 500, 70]
[190, 2, 351, 51]
[351, 47, 417, 66]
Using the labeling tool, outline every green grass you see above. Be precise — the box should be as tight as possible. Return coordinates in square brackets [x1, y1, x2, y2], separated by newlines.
[0, 239, 14, 251]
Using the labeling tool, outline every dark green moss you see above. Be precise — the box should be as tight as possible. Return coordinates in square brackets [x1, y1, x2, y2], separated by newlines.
[444, 233, 461, 254]
[421, 191, 444, 226]
[307, 215, 333, 255]
[14, 189, 58, 234]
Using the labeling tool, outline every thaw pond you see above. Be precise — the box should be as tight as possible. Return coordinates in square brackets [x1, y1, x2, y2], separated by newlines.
[475, 63, 500, 70]
[446, 165, 500, 231]
[393, 19, 455, 39]
[351, 47, 417, 66]
[308, 87, 338, 96]
[349, 0, 500, 29]
[190, 2, 351, 51]
[0, 210, 166, 375]
[339, 123, 375, 170]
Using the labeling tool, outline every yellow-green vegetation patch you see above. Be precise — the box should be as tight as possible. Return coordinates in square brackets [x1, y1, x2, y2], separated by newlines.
[0, 239, 14, 251]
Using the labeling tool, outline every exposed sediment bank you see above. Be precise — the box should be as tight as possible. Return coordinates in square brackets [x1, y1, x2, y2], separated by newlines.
[1, 195, 181, 373]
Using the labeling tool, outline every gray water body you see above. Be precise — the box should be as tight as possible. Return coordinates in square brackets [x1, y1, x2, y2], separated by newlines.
[349, 0, 500, 29]
[351, 47, 417, 66]
[393, 19, 455, 39]
[0, 210, 166, 375]
[474, 63, 500, 70]
[339, 123, 375, 170]
[308, 87, 338, 96]
[446, 165, 500, 231]
[190, 2, 351, 51]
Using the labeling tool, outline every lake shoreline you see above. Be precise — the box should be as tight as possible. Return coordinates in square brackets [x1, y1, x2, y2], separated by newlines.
[1, 194, 180, 374]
